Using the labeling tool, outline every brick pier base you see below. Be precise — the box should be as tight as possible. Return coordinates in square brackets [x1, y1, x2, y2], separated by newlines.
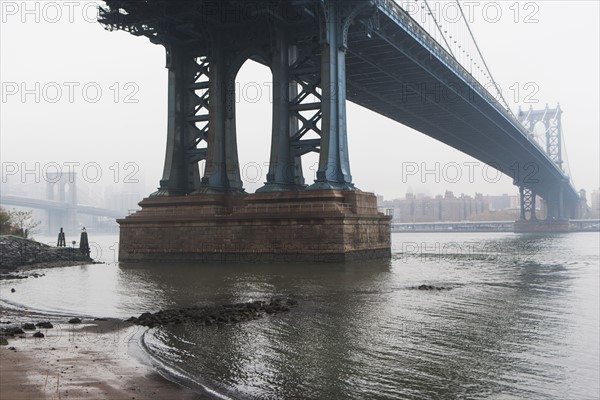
[117, 190, 391, 262]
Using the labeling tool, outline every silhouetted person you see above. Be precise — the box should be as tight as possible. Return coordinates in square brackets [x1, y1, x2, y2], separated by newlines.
[57, 228, 66, 247]
[79, 227, 90, 258]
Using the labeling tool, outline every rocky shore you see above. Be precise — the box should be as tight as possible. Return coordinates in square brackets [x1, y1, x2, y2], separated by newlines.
[0, 318, 201, 399]
[0, 297, 298, 398]
[0, 235, 93, 273]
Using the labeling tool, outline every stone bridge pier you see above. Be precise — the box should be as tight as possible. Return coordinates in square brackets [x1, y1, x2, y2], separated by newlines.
[113, 1, 391, 261]
[46, 172, 77, 235]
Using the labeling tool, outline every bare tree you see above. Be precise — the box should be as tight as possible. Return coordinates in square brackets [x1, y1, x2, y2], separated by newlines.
[9, 209, 41, 239]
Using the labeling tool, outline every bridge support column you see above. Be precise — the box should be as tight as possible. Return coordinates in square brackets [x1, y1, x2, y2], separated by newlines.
[153, 41, 243, 197]
[153, 46, 202, 196]
[257, 29, 306, 192]
[309, 0, 357, 190]
[544, 181, 575, 221]
[518, 186, 537, 221]
[199, 38, 244, 193]
[515, 186, 570, 233]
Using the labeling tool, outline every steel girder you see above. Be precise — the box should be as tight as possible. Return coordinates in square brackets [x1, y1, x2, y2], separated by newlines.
[519, 186, 537, 221]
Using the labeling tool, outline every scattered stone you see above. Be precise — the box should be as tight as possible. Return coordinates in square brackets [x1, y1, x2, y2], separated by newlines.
[36, 322, 53, 329]
[2, 326, 25, 336]
[22, 323, 36, 330]
[94, 318, 108, 321]
[68, 318, 82, 324]
[32, 331, 45, 338]
[129, 297, 298, 328]
[415, 284, 450, 291]
[0, 337, 8, 345]
[0, 273, 28, 281]
[8, 346, 16, 351]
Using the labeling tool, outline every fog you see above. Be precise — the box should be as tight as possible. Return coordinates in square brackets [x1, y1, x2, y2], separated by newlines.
[1, 0, 598, 204]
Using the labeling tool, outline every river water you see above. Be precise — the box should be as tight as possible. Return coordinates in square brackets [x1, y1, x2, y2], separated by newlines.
[1, 232, 598, 399]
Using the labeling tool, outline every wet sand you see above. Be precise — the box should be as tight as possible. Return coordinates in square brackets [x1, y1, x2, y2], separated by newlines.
[0, 320, 203, 400]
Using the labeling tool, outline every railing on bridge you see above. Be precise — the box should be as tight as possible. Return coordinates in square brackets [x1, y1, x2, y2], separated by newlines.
[376, 0, 565, 179]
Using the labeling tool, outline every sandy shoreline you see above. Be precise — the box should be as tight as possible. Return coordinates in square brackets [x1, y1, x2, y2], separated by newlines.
[0, 318, 204, 399]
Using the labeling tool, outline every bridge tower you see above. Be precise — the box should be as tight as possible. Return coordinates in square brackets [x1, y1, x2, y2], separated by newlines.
[46, 171, 77, 234]
[515, 104, 576, 231]
[518, 104, 563, 170]
[99, 0, 390, 261]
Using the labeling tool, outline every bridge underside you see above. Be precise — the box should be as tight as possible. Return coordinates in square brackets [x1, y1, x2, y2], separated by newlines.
[100, 0, 578, 258]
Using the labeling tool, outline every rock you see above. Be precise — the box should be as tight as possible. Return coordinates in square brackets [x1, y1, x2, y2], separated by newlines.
[22, 323, 35, 330]
[129, 297, 298, 328]
[8, 346, 16, 351]
[0, 337, 8, 345]
[32, 331, 44, 338]
[10, 288, 15, 293]
[68, 318, 82, 324]
[416, 284, 450, 291]
[36, 322, 53, 329]
[94, 318, 108, 321]
[4, 327, 25, 336]
[263, 305, 275, 314]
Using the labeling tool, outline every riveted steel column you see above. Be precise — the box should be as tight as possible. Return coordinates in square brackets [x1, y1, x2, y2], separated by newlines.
[200, 39, 243, 193]
[257, 29, 303, 192]
[531, 192, 537, 221]
[545, 189, 555, 220]
[558, 184, 565, 219]
[519, 186, 526, 220]
[309, 0, 354, 190]
[153, 46, 200, 196]
[224, 69, 244, 192]
[520, 186, 537, 221]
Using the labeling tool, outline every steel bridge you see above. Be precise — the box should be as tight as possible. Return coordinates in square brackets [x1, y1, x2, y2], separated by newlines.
[100, 0, 579, 222]
[98, 0, 582, 239]
[0, 172, 123, 233]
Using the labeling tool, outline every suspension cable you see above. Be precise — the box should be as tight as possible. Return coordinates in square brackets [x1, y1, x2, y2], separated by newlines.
[422, 0, 455, 57]
[455, 0, 512, 111]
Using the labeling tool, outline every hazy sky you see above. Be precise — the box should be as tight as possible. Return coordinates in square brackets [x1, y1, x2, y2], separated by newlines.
[1, 0, 598, 201]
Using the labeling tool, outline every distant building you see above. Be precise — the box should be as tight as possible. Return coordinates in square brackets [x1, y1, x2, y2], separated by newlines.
[382, 191, 489, 222]
[591, 189, 600, 218]
[485, 193, 513, 211]
[104, 184, 143, 215]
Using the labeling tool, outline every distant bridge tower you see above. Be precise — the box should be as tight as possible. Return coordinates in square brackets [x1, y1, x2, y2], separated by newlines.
[518, 104, 563, 170]
[46, 171, 77, 234]
[516, 104, 575, 226]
